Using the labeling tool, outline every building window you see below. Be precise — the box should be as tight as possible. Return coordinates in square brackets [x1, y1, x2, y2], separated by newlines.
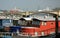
[42, 21, 46, 25]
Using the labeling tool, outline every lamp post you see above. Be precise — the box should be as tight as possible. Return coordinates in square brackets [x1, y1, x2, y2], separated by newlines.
[54, 15, 58, 38]
[55, 10, 60, 38]
[53, 10, 60, 38]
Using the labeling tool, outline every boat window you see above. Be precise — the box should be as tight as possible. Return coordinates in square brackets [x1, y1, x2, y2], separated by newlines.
[18, 20, 27, 26]
[2, 19, 12, 23]
[51, 22, 53, 25]
[13, 20, 18, 25]
[32, 18, 40, 26]
[2, 19, 13, 26]
[42, 21, 46, 26]
[41, 32, 44, 36]
[18, 18, 40, 27]
[32, 20, 40, 25]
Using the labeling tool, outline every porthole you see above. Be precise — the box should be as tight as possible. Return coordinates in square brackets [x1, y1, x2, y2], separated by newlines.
[51, 23, 53, 25]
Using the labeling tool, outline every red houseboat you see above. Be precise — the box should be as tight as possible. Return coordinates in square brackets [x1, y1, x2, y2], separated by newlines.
[18, 13, 60, 37]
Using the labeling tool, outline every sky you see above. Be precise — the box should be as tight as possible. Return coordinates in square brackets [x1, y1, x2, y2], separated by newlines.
[0, 0, 60, 11]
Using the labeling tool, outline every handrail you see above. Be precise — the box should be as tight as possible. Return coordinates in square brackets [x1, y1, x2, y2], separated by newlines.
[0, 27, 60, 37]
[20, 27, 60, 36]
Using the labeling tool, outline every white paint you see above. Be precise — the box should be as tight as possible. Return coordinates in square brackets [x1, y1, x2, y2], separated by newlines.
[41, 32, 44, 36]
[35, 32, 38, 36]
[10, 19, 11, 23]
[21, 27, 38, 29]
[17, 30, 19, 34]
[24, 17, 32, 20]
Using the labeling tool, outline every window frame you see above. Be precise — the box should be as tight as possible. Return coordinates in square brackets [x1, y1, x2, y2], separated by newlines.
[42, 21, 47, 26]
[32, 20, 40, 25]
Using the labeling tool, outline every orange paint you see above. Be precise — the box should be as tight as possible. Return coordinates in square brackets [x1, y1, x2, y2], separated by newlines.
[21, 20, 60, 36]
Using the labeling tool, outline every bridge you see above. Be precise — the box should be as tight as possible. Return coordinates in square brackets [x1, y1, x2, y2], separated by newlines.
[0, 10, 60, 20]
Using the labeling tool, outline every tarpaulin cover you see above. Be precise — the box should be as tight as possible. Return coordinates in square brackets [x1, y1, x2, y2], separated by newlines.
[10, 26, 21, 32]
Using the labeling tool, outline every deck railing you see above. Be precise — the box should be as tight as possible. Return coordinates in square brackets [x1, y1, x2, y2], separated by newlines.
[0, 27, 60, 37]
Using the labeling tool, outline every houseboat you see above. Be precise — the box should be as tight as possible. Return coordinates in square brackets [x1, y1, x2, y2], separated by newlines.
[18, 13, 60, 37]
